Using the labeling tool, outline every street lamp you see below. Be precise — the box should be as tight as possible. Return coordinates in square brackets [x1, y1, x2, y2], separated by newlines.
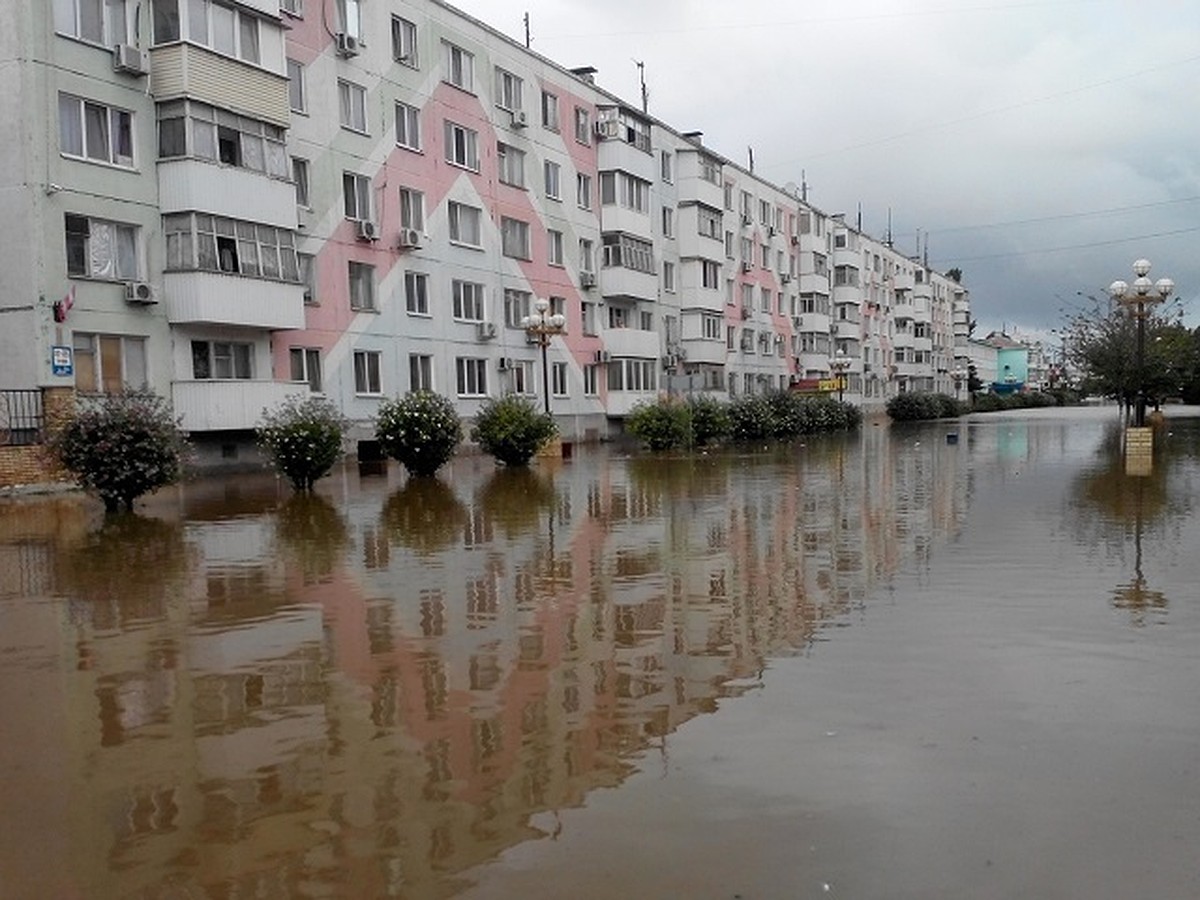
[1108, 258, 1173, 427]
[521, 298, 566, 415]
[952, 364, 966, 400]
[829, 347, 851, 403]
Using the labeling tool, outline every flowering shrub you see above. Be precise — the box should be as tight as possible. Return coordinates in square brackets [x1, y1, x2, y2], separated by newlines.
[256, 395, 348, 491]
[627, 397, 692, 451]
[887, 391, 965, 421]
[375, 391, 463, 477]
[47, 389, 188, 512]
[471, 395, 557, 466]
[687, 395, 731, 446]
[728, 394, 775, 442]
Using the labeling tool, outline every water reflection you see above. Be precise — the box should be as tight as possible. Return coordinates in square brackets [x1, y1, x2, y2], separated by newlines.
[381, 477, 469, 555]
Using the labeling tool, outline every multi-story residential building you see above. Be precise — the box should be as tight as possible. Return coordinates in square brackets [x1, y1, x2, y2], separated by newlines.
[0, 0, 971, 467]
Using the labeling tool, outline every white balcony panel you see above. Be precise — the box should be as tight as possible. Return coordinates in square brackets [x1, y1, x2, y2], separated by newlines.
[166, 271, 306, 329]
[895, 361, 924, 378]
[158, 159, 297, 228]
[597, 143, 656, 184]
[600, 266, 657, 302]
[606, 390, 657, 417]
[913, 336, 934, 354]
[601, 206, 654, 241]
[797, 273, 830, 294]
[173, 379, 305, 431]
[604, 328, 661, 359]
[796, 313, 830, 334]
[679, 338, 726, 365]
[676, 225, 725, 262]
[893, 331, 915, 349]
[150, 44, 290, 127]
[676, 174, 724, 211]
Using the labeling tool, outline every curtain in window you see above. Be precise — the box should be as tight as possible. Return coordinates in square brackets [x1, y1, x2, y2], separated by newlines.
[89, 221, 116, 279]
[84, 103, 109, 160]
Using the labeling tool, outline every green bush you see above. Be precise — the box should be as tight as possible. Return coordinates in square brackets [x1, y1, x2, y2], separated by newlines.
[256, 395, 348, 491]
[375, 391, 464, 477]
[687, 395, 731, 446]
[887, 391, 955, 421]
[932, 392, 965, 418]
[767, 390, 810, 438]
[471, 394, 557, 466]
[728, 394, 775, 442]
[627, 397, 691, 451]
[972, 392, 1006, 412]
[48, 389, 188, 512]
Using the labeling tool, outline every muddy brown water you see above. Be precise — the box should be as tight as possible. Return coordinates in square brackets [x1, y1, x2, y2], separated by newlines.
[2, 407, 1198, 899]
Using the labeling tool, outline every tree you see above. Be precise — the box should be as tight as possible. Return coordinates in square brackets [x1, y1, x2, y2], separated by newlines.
[375, 391, 463, 477]
[471, 394, 556, 466]
[945, 267, 963, 284]
[256, 395, 348, 491]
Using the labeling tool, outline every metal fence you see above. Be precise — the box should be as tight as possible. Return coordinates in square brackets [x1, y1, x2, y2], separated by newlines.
[0, 390, 45, 446]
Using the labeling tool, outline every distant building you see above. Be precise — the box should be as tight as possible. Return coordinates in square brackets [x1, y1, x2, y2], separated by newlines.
[980, 332, 1029, 394]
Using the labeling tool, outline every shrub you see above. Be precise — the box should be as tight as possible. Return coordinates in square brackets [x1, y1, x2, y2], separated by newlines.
[886, 391, 942, 422]
[972, 392, 1006, 412]
[687, 395, 731, 446]
[375, 391, 463, 477]
[767, 390, 810, 438]
[627, 397, 691, 451]
[932, 393, 964, 418]
[256, 395, 348, 491]
[728, 394, 775, 442]
[472, 394, 557, 466]
[48, 389, 188, 512]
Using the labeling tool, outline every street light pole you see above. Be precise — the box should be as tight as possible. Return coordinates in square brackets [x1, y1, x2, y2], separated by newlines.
[952, 365, 966, 400]
[521, 298, 567, 415]
[829, 347, 851, 403]
[1109, 259, 1173, 428]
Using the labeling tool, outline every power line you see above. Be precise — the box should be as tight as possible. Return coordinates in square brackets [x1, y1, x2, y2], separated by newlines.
[922, 196, 1200, 236]
[947, 224, 1200, 262]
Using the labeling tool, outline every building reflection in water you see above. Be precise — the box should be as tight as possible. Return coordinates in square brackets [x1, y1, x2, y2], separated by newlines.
[0, 427, 975, 897]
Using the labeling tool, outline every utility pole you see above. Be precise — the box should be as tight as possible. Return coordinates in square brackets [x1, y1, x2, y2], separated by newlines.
[524, 12, 530, 48]
[634, 59, 647, 114]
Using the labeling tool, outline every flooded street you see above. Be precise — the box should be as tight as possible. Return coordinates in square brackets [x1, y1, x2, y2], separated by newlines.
[2, 407, 1199, 899]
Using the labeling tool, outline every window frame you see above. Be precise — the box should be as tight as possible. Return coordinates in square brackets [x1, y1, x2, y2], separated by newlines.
[353, 349, 382, 395]
[58, 93, 134, 169]
[338, 79, 369, 134]
[348, 261, 376, 311]
[447, 201, 482, 248]
[456, 357, 488, 397]
[391, 15, 418, 66]
[395, 101, 422, 151]
[444, 120, 480, 171]
[405, 270, 429, 315]
[443, 41, 475, 92]
[289, 346, 322, 392]
[65, 213, 140, 281]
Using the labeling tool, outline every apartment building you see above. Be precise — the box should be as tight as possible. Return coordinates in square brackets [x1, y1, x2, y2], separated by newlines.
[0, 0, 970, 465]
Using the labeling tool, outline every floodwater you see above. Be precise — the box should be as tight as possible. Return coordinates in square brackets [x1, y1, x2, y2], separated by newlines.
[2, 407, 1199, 900]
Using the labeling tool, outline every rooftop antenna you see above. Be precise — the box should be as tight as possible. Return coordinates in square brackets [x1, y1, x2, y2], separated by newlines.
[801, 170, 808, 203]
[748, 146, 755, 174]
[923, 233, 929, 268]
[856, 202, 862, 232]
[885, 208, 893, 248]
[524, 12, 530, 48]
[634, 59, 648, 114]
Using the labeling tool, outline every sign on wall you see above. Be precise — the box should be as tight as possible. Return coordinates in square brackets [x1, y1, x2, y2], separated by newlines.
[51, 346, 73, 377]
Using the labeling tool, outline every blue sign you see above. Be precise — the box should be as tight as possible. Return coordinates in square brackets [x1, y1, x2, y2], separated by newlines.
[51, 345, 73, 377]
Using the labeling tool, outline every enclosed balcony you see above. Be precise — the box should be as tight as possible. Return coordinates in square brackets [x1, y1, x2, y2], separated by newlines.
[165, 271, 305, 329]
[173, 378, 302, 431]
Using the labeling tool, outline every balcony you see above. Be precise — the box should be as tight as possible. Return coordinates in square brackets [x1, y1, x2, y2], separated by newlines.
[603, 327, 661, 359]
[600, 265, 657, 302]
[679, 337, 725, 365]
[173, 379, 304, 432]
[165, 271, 306, 329]
[158, 159, 297, 229]
[150, 43, 289, 127]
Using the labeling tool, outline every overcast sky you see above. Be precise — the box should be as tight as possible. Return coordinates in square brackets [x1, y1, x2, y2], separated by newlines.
[459, 0, 1200, 338]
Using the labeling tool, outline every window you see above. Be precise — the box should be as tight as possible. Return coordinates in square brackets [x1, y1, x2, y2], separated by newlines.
[298, 252, 316, 303]
[343, 172, 372, 221]
[497, 143, 525, 188]
[694, 206, 721, 240]
[354, 350, 381, 394]
[444, 42, 475, 91]
[504, 289, 531, 328]
[399, 187, 424, 231]
[447, 202, 482, 246]
[547, 230, 564, 266]
[65, 215, 138, 280]
[452, 280, 485, 321]
[583, 364, 598, 395]
[289, 347, 322, 391]
[702, 313, 722, 340]
[192, 340, 252, 380]
[336, 0, 362, 39]
[160, 0, 259, 62]
[582, 302, 597, 336]
[761, 286, 771, 312]
[601, 234, 653, 273]
[494, 68, 523, 111]
[287, 59, 306, 113]
[574, 107, 590, 144]
[576, 173, 592, 210]
[292, 157, 310, 206]
[73, 333, 146, 394]
[409, 354, 433, 392]
[661, 206, 674, 238]
[544, 161, 561, 199]
[662, 260, 675, 293]
[163, 213, 299, 281]
[391, 15, 418, 65]
[58, 94, 133, 168]
[348, 261, 375, 311]
[725, 231, 734, 258]
[395, 101, 421, 150]
[607, 359, 656, 392]
[456, 358, 487, 396]
[55, 0, 130, 45]
[156, 100, 288, 178]
[724, 181, 734, 211]
[600, 171, 650, 213]
[607, 305, 628, 329]
[550, 296, 566, 322]
[579, 239, 594, 273]
[701, 260, 719, 290]
[500, 217, 530, 260]
[444, 121, 479, 170]
[699, 155, 720, 185]
[339, 80, 368, 133]
[660, 149, 674, 182]
[510, 360, 535, 395]
[759, 199, 771, 225]
[541, 91, 559, 130]
[280, 0, 302, 15]
[405, 271, 429, 315]
[552, 362, 568, 397]
[761, 244, 770, 268]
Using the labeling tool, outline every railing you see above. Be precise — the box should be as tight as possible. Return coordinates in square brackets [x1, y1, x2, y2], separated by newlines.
[0, 390, 45, 446]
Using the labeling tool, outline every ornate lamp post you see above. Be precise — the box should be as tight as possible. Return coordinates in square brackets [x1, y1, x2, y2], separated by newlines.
[1108, 259, 1173, 427]
[829, 347, 851, 403]
[952, 365, 966, 400]
[521, 298, 566, 415]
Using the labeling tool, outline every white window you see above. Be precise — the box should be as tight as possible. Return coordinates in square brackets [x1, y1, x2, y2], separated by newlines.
[550, 296, 566, 322]
[447, 201, 482, 246]
[338, 80, 368, 133]
[56, 0, 130, 45]
[73, 333, 146, 394]
[405, 271, 429, 315]
[583, 364, 598, 395]
[662, 260, 675, 293]
[601, 233, 654, 274]
[280, 0, 302, 15]
[456, 357, 488, 396]
[64, 214, 138, 281]
[354, 349, 381, 394]
[162, 213, 300, 282]
[698, 207, 722, 240]
[179, 0, 260, 63]
[701, 259, 719, 290]
[395, 101, 421, 150]
[409, 354, 433, 392]
[342, 172, 371, 220]
[391, 15, 418, 65]
[544, 161, 561, 199]
[599, 171, 650, 213]
[552, 362, 568, 397]
[444, 121, 479, 170]
[58, 94, 133, 168]
[289, 347, 322, 391]
[399, 187, 424, 231]
[582, 302, 597, 336]
[511, 360, 535, 395]
[348, 261, 375, 311]
[574, 106, 590, 144]
[336, 0, 362, 39]
[501, 217, 531, 260]
[298, 252, 316, 303]
[494, 68, 523, 111]
[452, 279, 484, 320]
[547, 230, 564, 266]
[661, 206, 674, 238]
[192, 340, 252, 380]
[702, 314, 722, 340]
[156, 100, 288, 178]
[287, 59, 306, 113]
[700, 156, 720, 185]
[444, 42, 475, 91]
[504, 289, 531, 328]
[497, 143, 525, 188]
[541, 91, 559, 130]
[576, 173, 592, 209]
[292, 157, 309, 206]
[660, 150, 673, 183]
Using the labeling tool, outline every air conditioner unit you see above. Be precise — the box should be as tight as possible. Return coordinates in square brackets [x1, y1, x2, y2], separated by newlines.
[662, 355, 678, 368]
[511, 110, 528, 128]
[355, 219, 378, 241]
[780, 273, 792, 284]
[579, 271, 596, 288]
[335, 33, 360, 57]
[594, 120, 620, 140]
[397, 228, 421, 249]
[594, 349, 611, 363]
[676, 348, 687, 361]
[768, 226, 777, 237]
[125, 281, 156, 304]
[740, 305, 751, 319]
[476, 321, 497, 341]
[112, 44, 149, 76]
[790, 235, 800, 246]
[741, 261, 752, 274]
[497, 356, 512, 371]
[741, 214, 752, 227]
